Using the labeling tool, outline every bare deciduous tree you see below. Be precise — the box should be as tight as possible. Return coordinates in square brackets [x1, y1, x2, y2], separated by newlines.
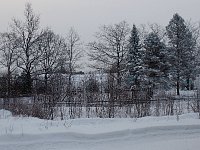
[62, 28, 83, 118]
[38, 29, 64, 93]
[88, 21, 130, 86]
[11, 3, 44, 94]
[65, 27, 83, 89]
[0, 32, 18, 98]
[148, 23, 167, 42]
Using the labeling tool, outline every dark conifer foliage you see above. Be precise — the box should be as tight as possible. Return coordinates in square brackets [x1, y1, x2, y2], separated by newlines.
[126, 24, 144, 87]
[166, 13, 197, 95]
[143, 32, 168, 89]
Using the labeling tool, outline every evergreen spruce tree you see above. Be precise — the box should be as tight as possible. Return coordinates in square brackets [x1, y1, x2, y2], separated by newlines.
[166, 13, 196, 94]
[143, 32, 168, 89]
[182, 28, 197, 90]
[126, 24, 143, 87]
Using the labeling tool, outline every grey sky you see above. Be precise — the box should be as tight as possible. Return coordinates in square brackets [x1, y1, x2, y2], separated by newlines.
[0, 0, 200, 71]
[0, 0, 200, 42]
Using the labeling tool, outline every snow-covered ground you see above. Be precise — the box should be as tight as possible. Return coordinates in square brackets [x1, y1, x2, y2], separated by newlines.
[0, 109, 200, 150]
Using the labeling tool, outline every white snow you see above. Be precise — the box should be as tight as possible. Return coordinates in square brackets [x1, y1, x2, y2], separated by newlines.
[0, 109, 200, 150]
[165, 89, 197, 98]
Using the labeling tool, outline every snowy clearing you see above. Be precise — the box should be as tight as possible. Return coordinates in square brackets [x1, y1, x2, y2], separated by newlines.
[0, 110, 200, 150]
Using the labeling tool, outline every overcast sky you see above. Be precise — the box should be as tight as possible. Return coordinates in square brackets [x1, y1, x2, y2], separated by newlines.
[0, 0, 200, 42]
[0, 0, 200, 71]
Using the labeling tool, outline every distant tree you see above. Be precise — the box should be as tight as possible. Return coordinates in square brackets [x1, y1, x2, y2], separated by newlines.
[14, 71, 29, 95]
[88, 21, 130, 86]
[38, 29, 64, 94]
[166, 13, 196, 94]
[125, 24, 143, 87]
[0, 75, 7, 98]
[53, 28, 83, 118]
[85, 78, 99, 93]
[0, 32, 18, 98]
[11, 3, 44, 94]
[65, 28, 83, 91]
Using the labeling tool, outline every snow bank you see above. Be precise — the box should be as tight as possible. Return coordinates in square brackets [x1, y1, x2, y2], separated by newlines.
[0, 110, 200, 150]
[0, 109, 200, 135]
[0, 109, 12, 119]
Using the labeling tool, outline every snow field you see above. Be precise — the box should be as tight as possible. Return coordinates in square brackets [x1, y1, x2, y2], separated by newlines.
[0, 110, 200, 150]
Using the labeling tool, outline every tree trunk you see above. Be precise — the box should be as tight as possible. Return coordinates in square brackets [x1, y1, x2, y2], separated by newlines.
[68, 46, 73, 118]
[176, 70, 180, 95]
[44, 72, 48, 93]
[26, 71, 32, 95]
[186, 77, 190, 90]
[6, 68, 11, 108]
[177, 80, 180, 95]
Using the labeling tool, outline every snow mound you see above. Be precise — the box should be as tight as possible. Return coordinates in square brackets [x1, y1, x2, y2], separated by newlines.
[0, 109, 12, 119]
[0, 112, 200, 150]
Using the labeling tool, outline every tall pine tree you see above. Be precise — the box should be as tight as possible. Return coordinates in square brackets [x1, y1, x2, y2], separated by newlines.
[166, 13, 196, 95]
[182, 28, 197, 90]
[126, 24, 143, 87]
[143, 32, 168, 89]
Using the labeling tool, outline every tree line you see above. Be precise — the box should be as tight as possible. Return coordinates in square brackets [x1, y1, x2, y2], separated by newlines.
[0, 3, 83, 98]
[89, 14, 200, 96]
[0, 3, 200, 119]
